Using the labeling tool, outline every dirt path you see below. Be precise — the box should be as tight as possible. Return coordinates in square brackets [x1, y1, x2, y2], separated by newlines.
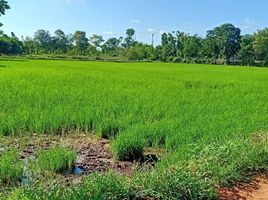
[218, 174, 268, 200]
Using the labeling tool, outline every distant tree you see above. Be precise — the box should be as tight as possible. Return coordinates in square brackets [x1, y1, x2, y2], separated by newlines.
[253, 28, 268, 65]
[0, 32, 22, 55]
[152, 45, 163, 61]
[175, 31, 186, 57]
[102, 37, 122, 56]
[23, 36, 39, 54]
[238, 34, 255, 65]
[208, 24, 241, 64]
[52, 29, 68, 53]
[123, 28, 136, 48]
[126, 43, 153, 61]
[161, 32, 177, 61]
[89, 34, 104, 49]
[9, 32, 23, 54]
[33, 30, 52, 53]
[72, 31, 88, 55]
[0, 0, 10, 27]
[204, 30, 221, 63]
[182, 34, 202, 60]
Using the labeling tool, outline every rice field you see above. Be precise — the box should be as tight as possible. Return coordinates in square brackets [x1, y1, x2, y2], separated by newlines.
[0, 59, 268, 199]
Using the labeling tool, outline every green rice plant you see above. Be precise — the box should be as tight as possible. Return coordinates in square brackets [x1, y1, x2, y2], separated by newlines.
[37, 147, 77, 173]
[0, 150, 23, 185]
[133, 165, 217, 200]
[77, 172, 131, 200]
[111, 132, 144, 161]
[1, 60, 268, 198]
[10, 172, 131, 200]
[192, 139, 268, 186]
[8, 186, 74, 200]
[159, 139, 268, 187]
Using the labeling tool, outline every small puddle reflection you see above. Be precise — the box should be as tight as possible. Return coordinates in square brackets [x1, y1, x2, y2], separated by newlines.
[72, 166, 84, 175]
[21, 176, 30, 186]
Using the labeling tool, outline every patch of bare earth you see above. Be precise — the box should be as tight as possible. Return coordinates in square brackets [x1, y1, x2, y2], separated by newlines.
[62, 135, 135, 175]
[218, 173, 268, 200]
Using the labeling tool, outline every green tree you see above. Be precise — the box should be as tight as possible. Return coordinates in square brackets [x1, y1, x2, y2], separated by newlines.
[126, 43, 153, 61]
[0, 0, 10, 27]
[23, 36, 39, 54]
[123, 28, 136, 48]
[161, 32, 176, 61]
[72, 31, 88, 55]
[208, 24, 241, 64]
[102, 37, 122, 56]
[204, 30, 221, 63]
[253, 28, 268, 65]
[0, 32, 22, 55]
[89, 34, 104, 49]
[238, 34, 255, 65]
[33, 29, 52, 53]
[52, 29, 68, 53]
[182, 34, 202, 61]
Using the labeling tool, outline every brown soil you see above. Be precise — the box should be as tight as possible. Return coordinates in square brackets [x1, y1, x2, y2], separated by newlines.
[63, 135, 135, 175]
[13, 134, 135, 175]
[218, 173, 268, 200]
[4, 134, 158, 177]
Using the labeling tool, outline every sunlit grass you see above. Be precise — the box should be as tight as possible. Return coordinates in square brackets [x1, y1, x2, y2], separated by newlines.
[1, 59, 268, 198]
[37, 147, 77, 173]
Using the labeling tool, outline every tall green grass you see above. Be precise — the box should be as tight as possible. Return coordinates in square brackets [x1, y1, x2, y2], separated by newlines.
[1, 59, 268, 198]
[0, 150, 23, 185]
[1, 60, 268, 143]
[37, 147, 77, 173]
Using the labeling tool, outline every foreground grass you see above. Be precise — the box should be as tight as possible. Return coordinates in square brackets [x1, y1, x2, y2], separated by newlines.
[0, 150, 23, 186]
[7, 138, 268, 200]
[37, 147, 77, 173]
[0, 59, 268, 199]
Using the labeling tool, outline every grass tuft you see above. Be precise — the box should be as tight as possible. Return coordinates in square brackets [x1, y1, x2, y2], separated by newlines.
[0, 150, 23, 185]
[37, 147, 77, 173]
[112, 133, 144, 161]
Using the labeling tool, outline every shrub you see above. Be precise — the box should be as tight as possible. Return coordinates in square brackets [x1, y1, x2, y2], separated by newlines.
[0, 150, 23, 185]
[37, 147, 77, 173]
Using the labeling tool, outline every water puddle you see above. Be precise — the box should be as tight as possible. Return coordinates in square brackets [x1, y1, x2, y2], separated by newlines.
[72, 166, 85, 175]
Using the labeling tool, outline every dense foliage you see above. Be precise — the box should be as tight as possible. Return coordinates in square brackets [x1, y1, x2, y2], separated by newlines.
[1, 1, 268, 66]
[1, 25, 268, 66]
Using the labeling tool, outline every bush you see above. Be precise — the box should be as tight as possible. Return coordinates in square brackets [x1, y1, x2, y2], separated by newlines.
[37, 147, 77, 173]
[0, 150, 23, 185]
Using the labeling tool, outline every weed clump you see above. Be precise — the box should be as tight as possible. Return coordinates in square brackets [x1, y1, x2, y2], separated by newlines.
[112, 133, 144, 161]
[37, 147, 77, 173]
[0, 150, 23, 185]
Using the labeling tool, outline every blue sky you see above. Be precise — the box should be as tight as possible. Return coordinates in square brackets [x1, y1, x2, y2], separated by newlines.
[1, 0, 268, 44]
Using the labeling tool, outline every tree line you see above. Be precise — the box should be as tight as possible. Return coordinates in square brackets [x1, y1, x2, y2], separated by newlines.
[1, 1, 268, 66]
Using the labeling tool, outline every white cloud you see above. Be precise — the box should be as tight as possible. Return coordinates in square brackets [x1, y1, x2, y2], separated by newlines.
[147, 28, 157, 34]
[242, 19, 258, 31]
[131, 19, 141, 24]
[147, 28, 166, 35]
[103, 31, 114, 36]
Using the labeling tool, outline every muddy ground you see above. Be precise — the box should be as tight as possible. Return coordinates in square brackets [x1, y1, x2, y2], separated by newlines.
[1, 134, 160, 180]
[1, 134, 268, 199]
